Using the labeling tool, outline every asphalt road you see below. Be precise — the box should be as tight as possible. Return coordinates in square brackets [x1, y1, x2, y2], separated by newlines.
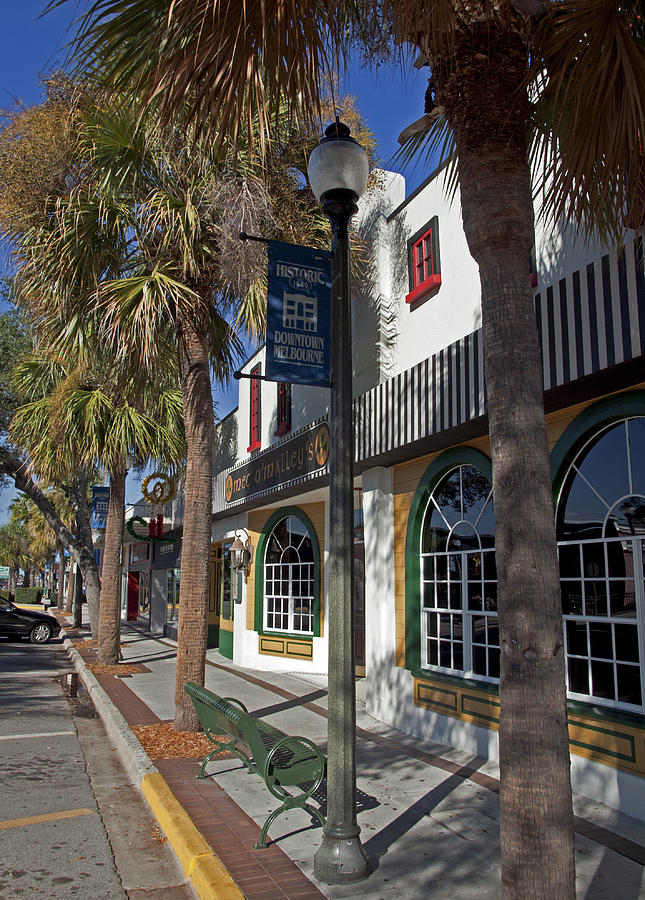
[0, 632, 194, 898]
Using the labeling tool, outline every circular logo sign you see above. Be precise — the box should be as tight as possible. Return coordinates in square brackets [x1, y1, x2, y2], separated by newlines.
[314, 424, 330, 467]
[225, 474, 233, 503]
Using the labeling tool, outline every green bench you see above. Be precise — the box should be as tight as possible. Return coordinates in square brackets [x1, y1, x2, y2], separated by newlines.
[185, 682, 326, 849]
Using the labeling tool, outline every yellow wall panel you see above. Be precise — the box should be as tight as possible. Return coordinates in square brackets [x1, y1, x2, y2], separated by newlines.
[414, 675, 645, 777]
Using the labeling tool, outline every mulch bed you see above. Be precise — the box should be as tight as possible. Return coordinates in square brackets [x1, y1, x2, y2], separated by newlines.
[131, 722, 232, 759]
[88, 663, 147, 675]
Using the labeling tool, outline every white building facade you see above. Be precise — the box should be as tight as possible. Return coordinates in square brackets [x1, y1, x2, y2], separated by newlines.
[209, 165, 645, 821]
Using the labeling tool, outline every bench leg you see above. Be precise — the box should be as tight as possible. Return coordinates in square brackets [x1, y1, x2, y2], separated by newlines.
[253, 799, 326, 850]
[254, 805, 285, 850]
[197, 742, 257, 780]
[196, 747, 224, 779]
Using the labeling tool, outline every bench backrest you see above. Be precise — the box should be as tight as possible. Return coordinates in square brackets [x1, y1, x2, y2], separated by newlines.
[185, 682, 268, 764]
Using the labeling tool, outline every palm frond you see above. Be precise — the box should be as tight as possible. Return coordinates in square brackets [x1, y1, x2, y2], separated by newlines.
[11, 354, 67, 401]
[57, 0, 346, 151]
[394, 112, 458, 200]
[207, 308, 245, 381]
[532, 0, 645, 237]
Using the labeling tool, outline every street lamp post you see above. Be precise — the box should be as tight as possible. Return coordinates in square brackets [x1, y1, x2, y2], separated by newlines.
[308, 118, 370, 884]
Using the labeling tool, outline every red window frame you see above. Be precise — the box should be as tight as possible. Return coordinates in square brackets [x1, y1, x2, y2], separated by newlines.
[406, 216, 442, 305]
[247, 364, 261, 452]
[275, 382, 292, 436]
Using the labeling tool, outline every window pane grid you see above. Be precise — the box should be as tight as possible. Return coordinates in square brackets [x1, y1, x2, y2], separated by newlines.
[413, 229, 435, 288]
[559, 534, 643, 710]
[422, 544, 498, 681]
[265, 559, 314, 635]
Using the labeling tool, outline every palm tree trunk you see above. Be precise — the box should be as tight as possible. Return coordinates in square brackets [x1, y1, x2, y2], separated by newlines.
[174, 297, 213, 731]
[73, 567, 83, 627]
[70, 472, 100, 638]
[57, 542, 65, 608]
[66, 563, 75, 611]
[431, 19, 575, 899]
[98, 468, 127, 665]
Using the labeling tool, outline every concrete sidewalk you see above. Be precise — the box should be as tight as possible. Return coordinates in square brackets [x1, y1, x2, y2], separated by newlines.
[57, 613, 645, 899]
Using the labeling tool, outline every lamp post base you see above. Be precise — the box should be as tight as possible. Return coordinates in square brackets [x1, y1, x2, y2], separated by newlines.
[313, 832, 370, 884]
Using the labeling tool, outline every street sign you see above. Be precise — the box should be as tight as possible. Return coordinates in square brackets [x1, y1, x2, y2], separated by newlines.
[265, 240, 331, 386]
[91, 486, 110, 528]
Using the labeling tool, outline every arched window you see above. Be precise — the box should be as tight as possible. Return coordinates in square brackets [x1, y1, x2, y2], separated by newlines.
[557, 416, 645, 711]
[420, 463, 498, 680]
[263, 514, 316, 634]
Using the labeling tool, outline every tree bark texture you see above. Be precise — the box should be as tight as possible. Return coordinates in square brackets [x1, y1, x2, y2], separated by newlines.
[430, 13, 575, 899]
[73, 566, 83, 628]
[57, 541, 66, 609]
[66, 563, 75, 611]
[174, 296, 213, 731]
[98, 467, 127, 665]
[69, 473, 101, 639]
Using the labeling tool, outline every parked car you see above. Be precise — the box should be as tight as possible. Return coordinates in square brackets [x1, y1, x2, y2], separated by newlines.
[0, 594, 61, 643]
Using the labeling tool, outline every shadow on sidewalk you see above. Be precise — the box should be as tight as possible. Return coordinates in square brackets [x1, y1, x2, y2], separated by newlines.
[363, 762, 487, 869]
[251, 689, 329, 718]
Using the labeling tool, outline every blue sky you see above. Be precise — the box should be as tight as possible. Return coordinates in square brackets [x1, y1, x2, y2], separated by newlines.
[0, 4, 434, 520]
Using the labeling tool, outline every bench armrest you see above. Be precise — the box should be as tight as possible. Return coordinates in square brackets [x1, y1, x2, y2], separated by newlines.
[222, 696, 249, 713]
[262, 736, 325, 797]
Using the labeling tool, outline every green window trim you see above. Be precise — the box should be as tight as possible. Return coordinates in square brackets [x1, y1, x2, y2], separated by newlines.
[550, 390, 645, 506]
[404, 447, 493, 673]
[254, 506, 322, 638]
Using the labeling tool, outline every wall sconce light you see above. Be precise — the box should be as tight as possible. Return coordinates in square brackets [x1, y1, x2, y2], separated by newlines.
[230, 528, 254, 577]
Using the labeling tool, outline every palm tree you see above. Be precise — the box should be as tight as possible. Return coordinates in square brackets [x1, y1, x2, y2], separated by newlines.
[7, 494, 57, 587]
[10, 346, 185, 662]
[64, 1, 645, 894]
[18, 102, 259, 729]
[59, 374, 185, 664]
[0, 519, 30, 591]
[9, 354, 104, 636]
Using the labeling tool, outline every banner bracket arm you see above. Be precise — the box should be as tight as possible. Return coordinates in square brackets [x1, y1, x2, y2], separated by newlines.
[239, 231, 271, 245]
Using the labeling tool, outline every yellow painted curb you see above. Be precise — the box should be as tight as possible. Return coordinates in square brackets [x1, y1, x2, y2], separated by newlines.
[141, 772, 243, 900]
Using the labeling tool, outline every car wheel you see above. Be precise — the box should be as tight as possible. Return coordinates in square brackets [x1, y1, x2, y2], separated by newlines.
[29, 622, 53, 644]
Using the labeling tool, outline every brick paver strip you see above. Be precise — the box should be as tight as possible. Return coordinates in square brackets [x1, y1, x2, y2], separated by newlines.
[157, 759, 325, 900]
[95, 673, 162, 725]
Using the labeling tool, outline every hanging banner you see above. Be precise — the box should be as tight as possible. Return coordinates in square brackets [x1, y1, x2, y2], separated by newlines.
[91, 486, 110, 528]
[265, 240, 331, 386]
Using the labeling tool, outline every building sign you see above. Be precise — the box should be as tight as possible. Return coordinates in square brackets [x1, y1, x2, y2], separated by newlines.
[130, 542, 150, 564]
[225, 420, 330, 504]
[91, 486, 110, 528]
[265, 241, 331, 386]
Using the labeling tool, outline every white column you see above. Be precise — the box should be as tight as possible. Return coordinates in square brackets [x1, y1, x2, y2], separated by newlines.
[362, 466, 396, 717]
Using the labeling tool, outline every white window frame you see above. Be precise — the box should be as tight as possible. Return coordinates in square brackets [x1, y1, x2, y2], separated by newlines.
[420, 465, 499, 683]
[264, 519, 315, 635]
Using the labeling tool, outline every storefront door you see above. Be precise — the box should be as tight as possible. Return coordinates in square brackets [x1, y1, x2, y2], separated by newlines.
[218, 541, 235, 659]
[207, 544, 221, 649]
[127, 572, 139, 621]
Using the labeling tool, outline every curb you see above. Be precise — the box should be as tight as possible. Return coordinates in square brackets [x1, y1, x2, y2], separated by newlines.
[62, 630, 243, 900]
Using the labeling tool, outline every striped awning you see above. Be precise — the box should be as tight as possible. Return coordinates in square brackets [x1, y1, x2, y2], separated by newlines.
[354, 232, 645, 467]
